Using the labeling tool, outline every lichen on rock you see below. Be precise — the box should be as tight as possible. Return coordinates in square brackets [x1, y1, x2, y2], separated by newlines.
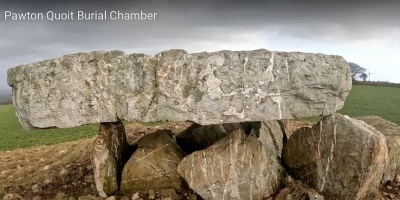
[7, 49, 352, 129]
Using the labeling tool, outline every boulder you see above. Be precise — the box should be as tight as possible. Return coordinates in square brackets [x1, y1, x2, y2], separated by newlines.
[120, 130, 186, 196]
[177, 128, 284, 200]
[176, 122, 251, 153]
[355, 116, 400, 182]
[92, 120, 131, 197]
[7, 49, 351, 129]
[283, 114, 388, 200]
[251, 121, 284, 159]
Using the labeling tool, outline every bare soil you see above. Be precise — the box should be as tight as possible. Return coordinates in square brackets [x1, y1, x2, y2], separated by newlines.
[0, 122, 192, 200]
[0, 138, 97, 199]
[286, 120, 315, 134]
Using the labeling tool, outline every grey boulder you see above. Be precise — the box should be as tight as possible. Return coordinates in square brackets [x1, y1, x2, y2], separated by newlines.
[355, 116, 400, 183]
[283, 114, 388, 200]
[120, 130, 186, 196]
[177, 128, 284, 200]
[7, 49, 351, 129]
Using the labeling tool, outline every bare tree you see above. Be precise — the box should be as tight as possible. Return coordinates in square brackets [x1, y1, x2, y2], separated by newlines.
[359, 73, 368, 82]
[348, 62, 367, 81]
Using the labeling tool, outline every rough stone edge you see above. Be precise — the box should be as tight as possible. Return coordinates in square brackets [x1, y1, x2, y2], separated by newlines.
[7, 49, 352, 130]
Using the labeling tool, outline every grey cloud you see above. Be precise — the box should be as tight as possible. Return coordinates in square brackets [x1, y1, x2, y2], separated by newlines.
[2, 0, 399, 41]
[1, 0, 400, 89]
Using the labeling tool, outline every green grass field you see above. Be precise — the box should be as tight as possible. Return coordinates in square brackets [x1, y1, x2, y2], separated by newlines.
[0, 84, 399, 151]
[0, 104, 99, 151]
[338, 85, 400, 125]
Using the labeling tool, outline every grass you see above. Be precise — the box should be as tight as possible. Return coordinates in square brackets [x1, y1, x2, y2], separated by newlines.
[0, 104, 167, 151]
[0, 104, 99, 151]
[297, 85, 400, 125]
[337, 85, 400, 125]
[1, 84, 399, 151]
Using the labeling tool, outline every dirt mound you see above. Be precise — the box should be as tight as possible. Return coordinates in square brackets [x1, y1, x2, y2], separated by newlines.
[0, 122, 192, 199]
[0, 138, 97, 199]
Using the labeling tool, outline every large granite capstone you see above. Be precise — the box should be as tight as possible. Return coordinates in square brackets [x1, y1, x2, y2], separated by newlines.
[7, 49, 352, 129]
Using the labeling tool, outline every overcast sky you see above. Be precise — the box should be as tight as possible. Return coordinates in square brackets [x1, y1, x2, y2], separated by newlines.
[1, 0, 399, 90]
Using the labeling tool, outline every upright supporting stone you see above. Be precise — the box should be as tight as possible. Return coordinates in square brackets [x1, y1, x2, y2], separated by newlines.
[283, 114, 388, 200]
[92, 120, 130, 197]
[177, 128, 284, 200]
[120, 130, 186, 196]
[355, 116, 400, 182]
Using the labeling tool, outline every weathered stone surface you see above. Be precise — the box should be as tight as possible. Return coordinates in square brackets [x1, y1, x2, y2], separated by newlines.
[282, 114, 388, 200]
[278, 119, 292, 141]
[92, 120, 130, 197]
[120, 130, 186, 196]
[250, 121, 284, 159]
[176, 122, 251, 153]
[355, 116, 400, 182]
[177, 129, 284, 200]
[7, 49, 351, 129]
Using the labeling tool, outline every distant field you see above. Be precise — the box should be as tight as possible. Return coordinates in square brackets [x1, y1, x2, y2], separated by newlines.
[0, 104, 99, 151]
[0, 84, 399, 151]
[338, 85, 400, 125]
